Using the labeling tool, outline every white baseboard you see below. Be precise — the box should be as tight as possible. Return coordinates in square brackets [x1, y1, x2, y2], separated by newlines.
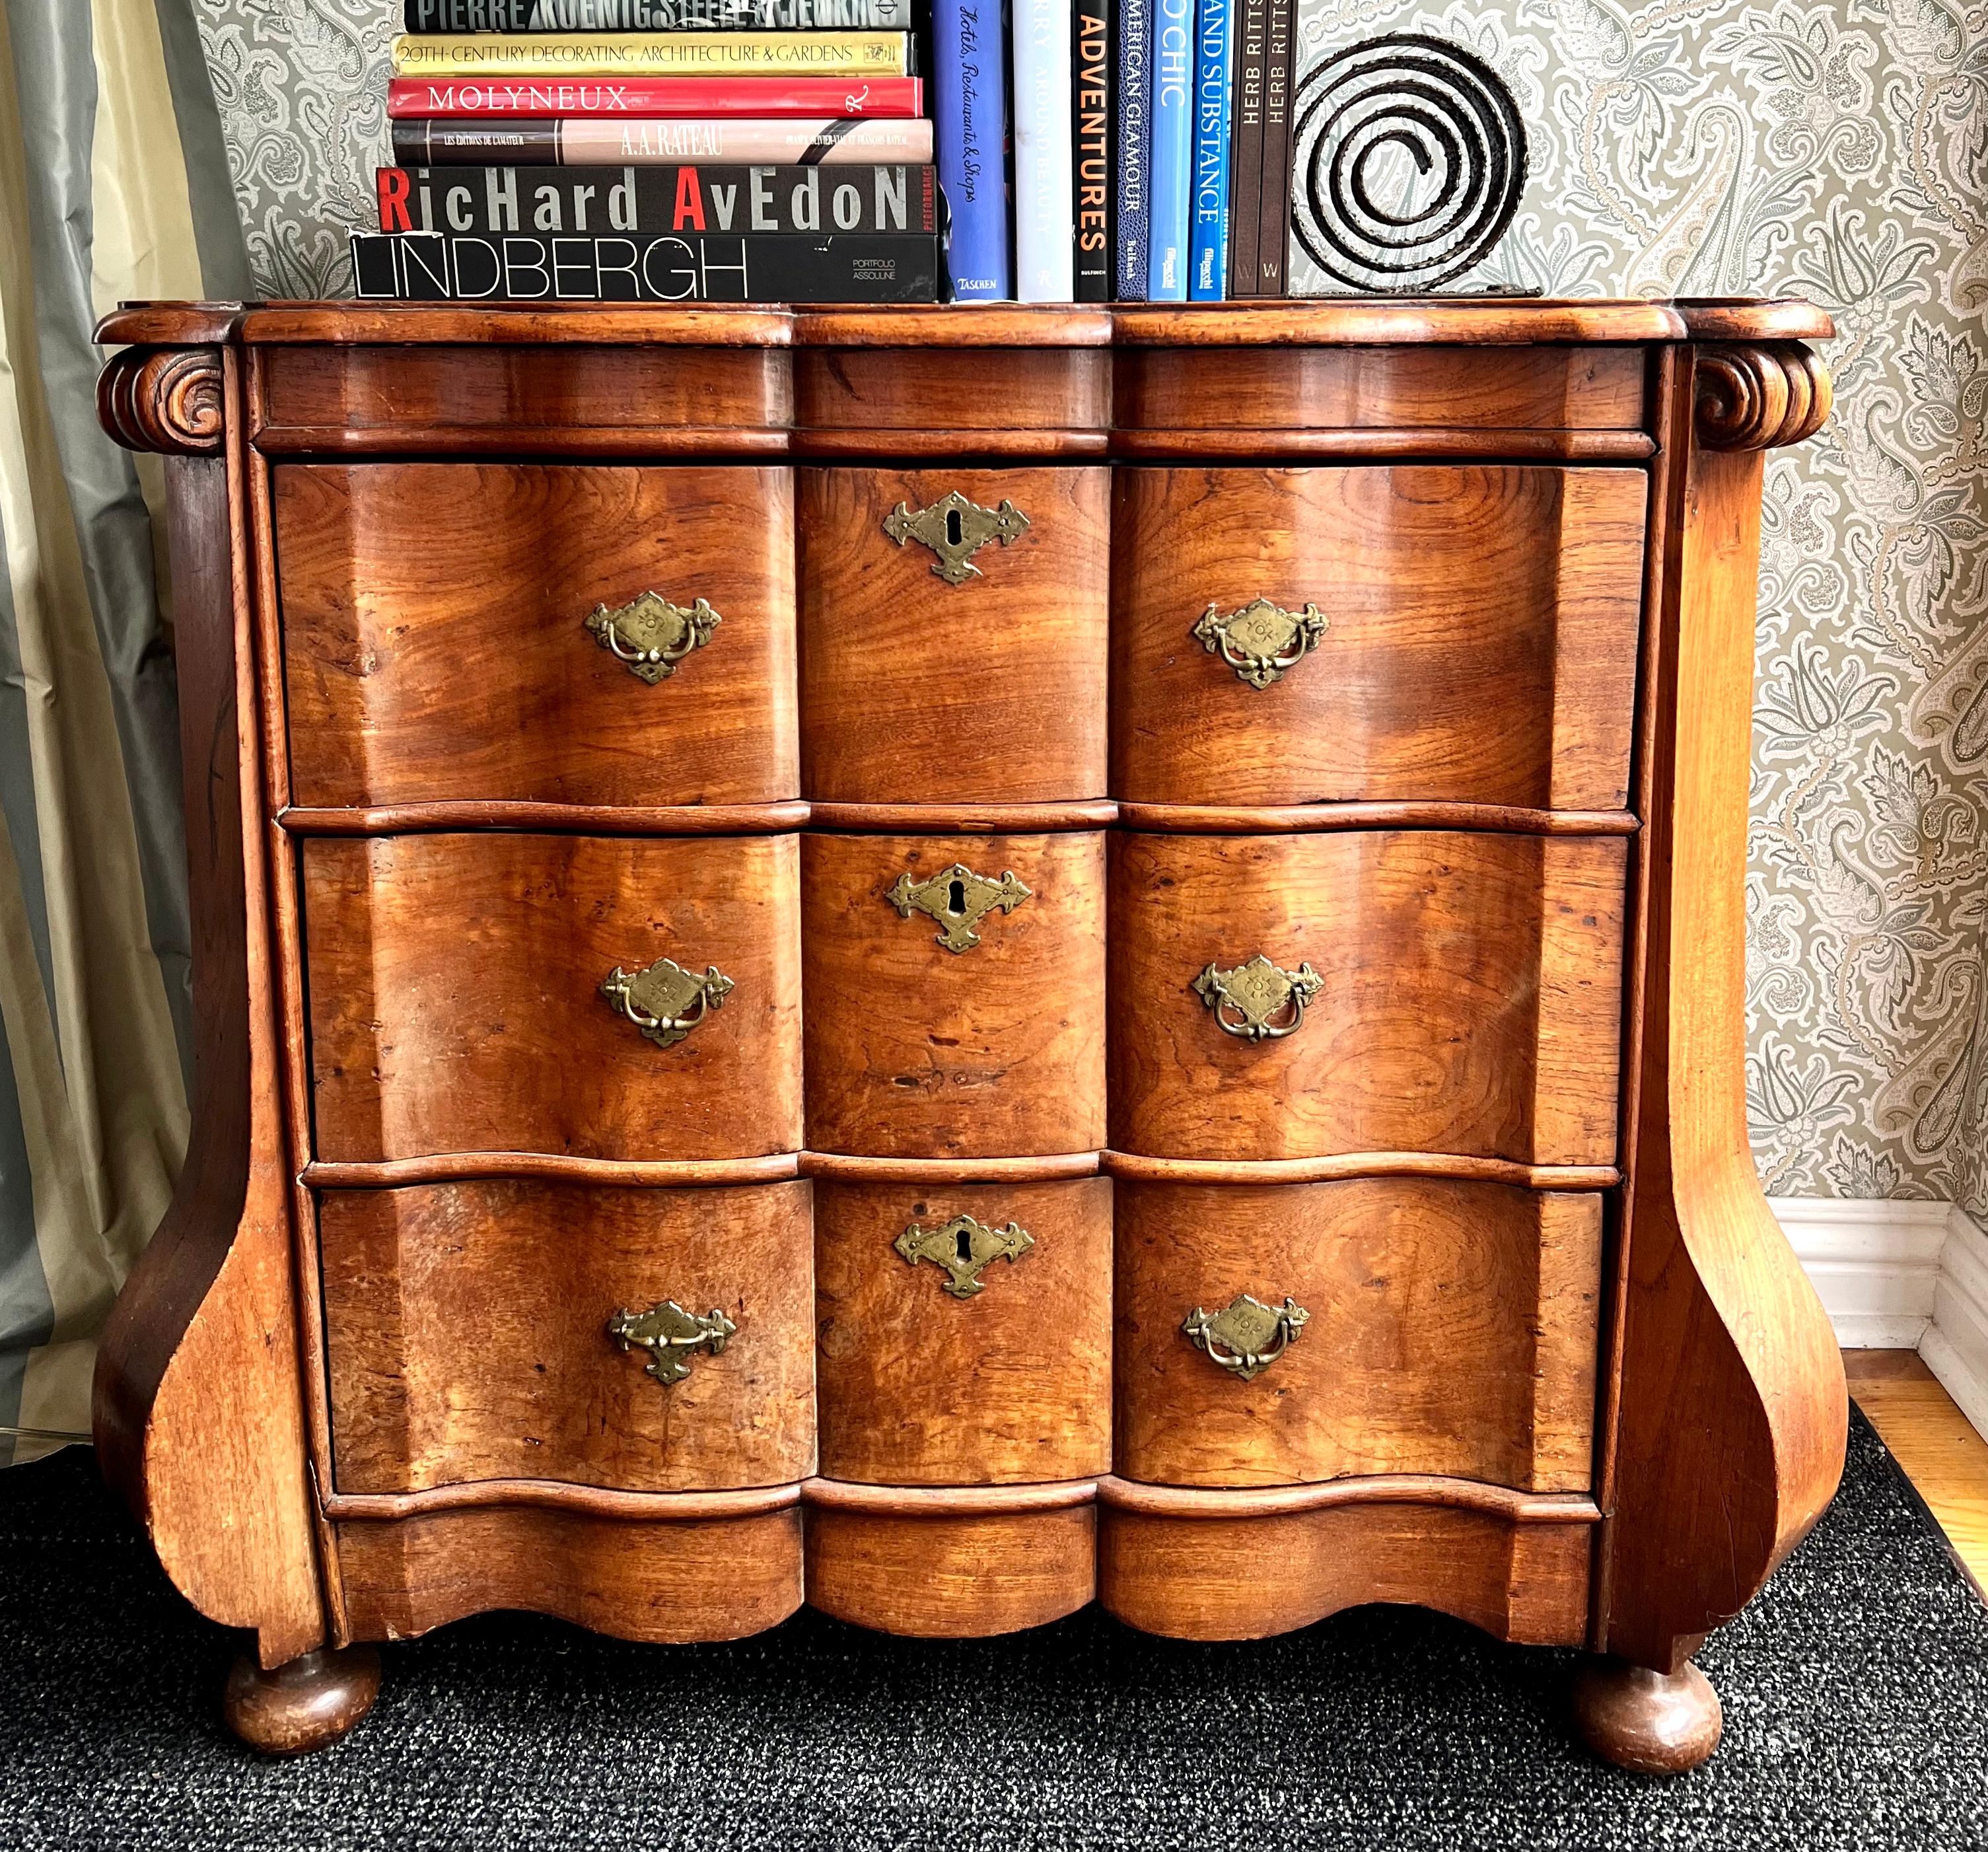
[1767, 1195, 1988, 1443]
[1921, 1209, 1988, 1442]
[1769, 1196, 1951, 1349]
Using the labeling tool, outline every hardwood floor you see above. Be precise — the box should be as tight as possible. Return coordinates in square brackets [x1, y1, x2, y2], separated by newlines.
[1846, 1350, 1988, 1592]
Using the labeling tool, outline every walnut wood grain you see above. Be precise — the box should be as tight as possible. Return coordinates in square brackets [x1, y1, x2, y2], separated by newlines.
[1112, 345, 1648, 437]
[1112, 466, 1647, 810]
[89, 377, 328, 1671]
[319, 1178, 814, 1495]
[1110, 301, 1686, 345]
[1101, 1151, 1619, 1188]
[277, 463, 798, 810]
[815, 1176, 1111, 1484]
[795, 348, 1112, 443]
[1594, 353, 1846, 1674]
[326, 1480, 803, 1521]
[804, 1507, 1095, 1635]
[807, 801, 1119, 832]
[804, 1151, 1102, 1182]
[282, 802, 812, 836]
[1098, 1502, 1591, 1643]
[805, 1478, 1099, 1513]
[1108, 830, 1627, 1164]
[256, 344, 791, 454]
[304, 1153, 802, 1188]
[802, 831, 1107, 1158]
[1571, 1658, 1724, 1775]
[1115, 803, 1638, 835]
[1095, 1477, 1599, 1520]
[304, 832, 802, 1162]
[337, 1505, 804, 1643]
[1114, 1178, 1600, 1490]
[798, 468, 1110, 803]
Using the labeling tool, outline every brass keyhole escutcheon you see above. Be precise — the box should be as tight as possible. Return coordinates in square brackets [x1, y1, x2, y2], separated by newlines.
[1193, 954, 1324, 1042]
[1193, 596, 1328, 690]
[895, 1213, 1035, 1299]
[887, 861, 1032, 953]
[882, 489, 1030, 585]
[1182, 1294, 1310, 1380]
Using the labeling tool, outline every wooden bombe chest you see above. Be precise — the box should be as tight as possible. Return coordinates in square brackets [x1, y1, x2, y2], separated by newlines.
[94, 299, 1845, 1772]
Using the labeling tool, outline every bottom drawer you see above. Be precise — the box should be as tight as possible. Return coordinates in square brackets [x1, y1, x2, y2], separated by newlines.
[320, 1177, 816, 1496]
[1114, 1176, 1602, 1491]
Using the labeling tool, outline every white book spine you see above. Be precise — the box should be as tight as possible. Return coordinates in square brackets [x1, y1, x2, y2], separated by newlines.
[1012, 0, 1075, 301]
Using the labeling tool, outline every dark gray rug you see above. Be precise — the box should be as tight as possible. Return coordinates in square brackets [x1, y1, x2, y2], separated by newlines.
[2, 1409, 1982, 1850]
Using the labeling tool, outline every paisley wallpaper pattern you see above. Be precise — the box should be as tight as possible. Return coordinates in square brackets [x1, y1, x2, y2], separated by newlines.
[194, 0, 1987, 1215]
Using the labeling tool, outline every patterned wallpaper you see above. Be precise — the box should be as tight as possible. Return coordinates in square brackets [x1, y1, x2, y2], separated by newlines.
[194, 0, 1987, 1215]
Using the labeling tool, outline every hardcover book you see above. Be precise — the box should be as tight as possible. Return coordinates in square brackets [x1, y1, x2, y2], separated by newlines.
[387, 75, 924, 116]
[1072, 0, 1113, 300]
[1226, 0, 1264, 295]
[351, 229, 940, 300]
[390, 31, 913, 77]
[404, 0, 913, 24]
[933, 0, 1010, 300]
[1145, 0, 1193, 299]
[1114, 0, 1151, 299]
[1012, 0, 1075, 301]
[1187, 0, 1231, 299]
[378, 163, 937, 236]
[1256, 0, 1292, 294]
[391, 116, 935, 164]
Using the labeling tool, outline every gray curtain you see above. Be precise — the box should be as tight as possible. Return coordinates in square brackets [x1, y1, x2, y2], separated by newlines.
[0, 0, 246, 1465]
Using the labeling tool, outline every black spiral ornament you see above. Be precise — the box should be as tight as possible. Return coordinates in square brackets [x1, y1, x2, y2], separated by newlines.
[1290, 34, 1527, 293]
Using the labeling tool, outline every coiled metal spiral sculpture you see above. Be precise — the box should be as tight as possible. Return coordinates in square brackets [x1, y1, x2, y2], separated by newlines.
[1290, 33, 1527, 294]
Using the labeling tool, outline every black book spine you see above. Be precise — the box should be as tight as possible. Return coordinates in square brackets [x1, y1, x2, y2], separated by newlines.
[380, 163, 939, 236]
[1226, 0, 1264, 297]
[1072, 0, 1113, 300]
[353, 229, 941, 301]
[393, 120, 563, 164]
[1256, 0, 1291, 295]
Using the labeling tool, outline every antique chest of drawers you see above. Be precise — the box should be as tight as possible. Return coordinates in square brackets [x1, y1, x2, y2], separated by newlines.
[95, 299, 1845, 1773]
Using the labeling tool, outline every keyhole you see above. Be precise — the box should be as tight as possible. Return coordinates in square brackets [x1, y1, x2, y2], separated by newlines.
[948, 878, 967, 915]
[945, 507, 964, 548]
[956, 1226, 974, 1264]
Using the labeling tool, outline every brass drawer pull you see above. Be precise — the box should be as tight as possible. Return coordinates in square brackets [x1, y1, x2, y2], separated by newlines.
[608, 1300, 736, 1386]
[883, 489, 1030, 585]
[1182, 1294, 1310, 1381]
[888, 861, 1032, 953]
[1193, 596, 1328, 690]
[600, 955, 734, 1048]
[895, 1213, 1035, 1299]
[585, 590, 721, 682]
[1193, 954, 1323, 1042]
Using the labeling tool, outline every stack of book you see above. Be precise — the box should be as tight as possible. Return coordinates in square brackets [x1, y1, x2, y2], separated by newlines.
[353, 0, 942, 303]
[939, 0, 1295, 300]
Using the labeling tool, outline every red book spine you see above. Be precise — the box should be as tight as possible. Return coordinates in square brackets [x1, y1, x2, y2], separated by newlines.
[387, 75, 923, 118]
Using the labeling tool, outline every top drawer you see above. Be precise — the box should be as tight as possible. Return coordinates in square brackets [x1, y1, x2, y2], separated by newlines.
[1112, 466, 1647, 813]
[275, 463, 797, 812]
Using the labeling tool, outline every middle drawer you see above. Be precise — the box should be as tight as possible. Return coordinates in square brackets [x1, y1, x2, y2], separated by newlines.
[802, 831, 1108, 1158]
[304, 832, 803, 1163]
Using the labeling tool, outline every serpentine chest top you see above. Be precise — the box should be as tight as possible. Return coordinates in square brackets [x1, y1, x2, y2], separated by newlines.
[95, 298, 1846, 1771]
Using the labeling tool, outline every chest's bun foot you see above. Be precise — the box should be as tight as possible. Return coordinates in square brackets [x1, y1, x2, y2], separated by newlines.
[1571, 1655, 1723, 1774]
[222, 1644, 381, 1756]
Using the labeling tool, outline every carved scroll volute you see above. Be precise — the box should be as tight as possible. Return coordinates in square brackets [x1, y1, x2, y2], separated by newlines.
[1693, 343, 1832, 452]
[96, 346, 225, 455]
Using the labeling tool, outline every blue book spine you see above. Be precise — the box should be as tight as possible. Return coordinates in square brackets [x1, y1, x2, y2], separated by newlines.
[1012, 0, 1075, 299]
[1146, 0, 1194, 299]
[1115, 0, 1152, 299]
[933, 0, 1011, 300]
[1188, 0, 1232, 299]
